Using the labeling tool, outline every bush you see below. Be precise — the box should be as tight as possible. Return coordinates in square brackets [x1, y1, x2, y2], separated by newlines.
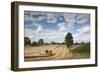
[31, 42, 38, 46]
[69, 43, 90, 53]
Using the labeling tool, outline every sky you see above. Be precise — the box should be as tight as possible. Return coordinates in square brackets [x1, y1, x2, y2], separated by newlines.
[24, 11, 90, 43]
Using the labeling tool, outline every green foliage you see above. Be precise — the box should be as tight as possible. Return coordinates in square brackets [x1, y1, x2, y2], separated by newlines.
[69, 43, 90, 53]
[51, 41, 56, 44]
[24, 37, 31, 46]
[38, 39, 44, 45]
[31, 42, 38, 46]
[65, 32, 73, 47]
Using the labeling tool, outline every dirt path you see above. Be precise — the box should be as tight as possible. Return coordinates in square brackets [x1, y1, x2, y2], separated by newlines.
[49, 45, 71, 60]
[25, 45, 72, 61]
[25, 45, 71, 61]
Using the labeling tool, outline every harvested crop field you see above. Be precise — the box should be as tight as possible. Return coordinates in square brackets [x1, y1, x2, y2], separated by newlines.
[24, 45, 90, 61]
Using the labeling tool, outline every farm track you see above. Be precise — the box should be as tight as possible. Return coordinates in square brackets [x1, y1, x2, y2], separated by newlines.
[24, 45, 71, 61]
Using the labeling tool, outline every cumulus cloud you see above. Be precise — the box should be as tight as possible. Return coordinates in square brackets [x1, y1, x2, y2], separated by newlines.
[44, 31, 66, 43]
[36, 26, 43, 33]
[77, 25, 90, 34]
[57, 22, 67, 32]
[63, 13, 76, 28]
[38, 15, 46, 21]
[24, 14, 38, 22]
[63, 13, 90, 29]
[76, 14, 89, 20]
[24, 11, 46, 22]
[73, 25, 90, 43]
[35, 26, 49, 33]
[46, 13, 57, 23]
[24, 28, 34, 37]
[25, 28, 66, 43]
[25, 11, 58, 24]
[76, 14, 90, 26]
[73, 33, 90, 43]
[24, 13, 43, 30]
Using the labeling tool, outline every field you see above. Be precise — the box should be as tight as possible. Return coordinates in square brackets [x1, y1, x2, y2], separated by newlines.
[24, 44, 90, 61]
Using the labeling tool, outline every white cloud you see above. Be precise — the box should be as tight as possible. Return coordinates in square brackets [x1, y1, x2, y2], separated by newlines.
[46, 13, 57, 23]
[38, 15, 46, 21]
[24, 28, 34, 37]
[36, 26, 42, 32]
[76, 14, 90, 25]
[63, 13, 90, 29]
[57, 22, 67, 32]
[73, 33, 90, 43]
[73, 25, 90, 43]
[46, 31, 66, 43]
[25, 12, 58, 24]
[64, 13, 76, 19]
[35, 25, 55, 34]
[76, 18, 89, 24]
[25, 28, 66, 43]
[32, 22, 42, 27]
[76, 14, 89, 20]
[25, 16, 43, 30]
[77, 25, 90, 34]
[24, 14, 39, 22]
[64, 13, 76, 28]
[25, 12, 46, 22]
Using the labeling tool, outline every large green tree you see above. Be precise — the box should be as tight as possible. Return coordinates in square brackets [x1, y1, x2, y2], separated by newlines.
[65, 32, 73, 47]
[38, 39, 44, 45]
[24, 37, 31, 46]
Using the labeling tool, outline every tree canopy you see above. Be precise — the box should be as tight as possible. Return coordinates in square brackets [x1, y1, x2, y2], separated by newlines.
[65, 32, 73, 47]
[38, 39, 44, 45]
[24, 37, 31, 46]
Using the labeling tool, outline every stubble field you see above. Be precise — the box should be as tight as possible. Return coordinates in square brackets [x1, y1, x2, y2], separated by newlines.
[24, 44, 90, 61]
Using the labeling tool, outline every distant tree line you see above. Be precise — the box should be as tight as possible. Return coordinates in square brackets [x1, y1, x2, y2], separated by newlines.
[24, 37, 64, 46]
[24, 37, 44, 46]
[25, 32, 88, 47]
[74, 42, 89, 45]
